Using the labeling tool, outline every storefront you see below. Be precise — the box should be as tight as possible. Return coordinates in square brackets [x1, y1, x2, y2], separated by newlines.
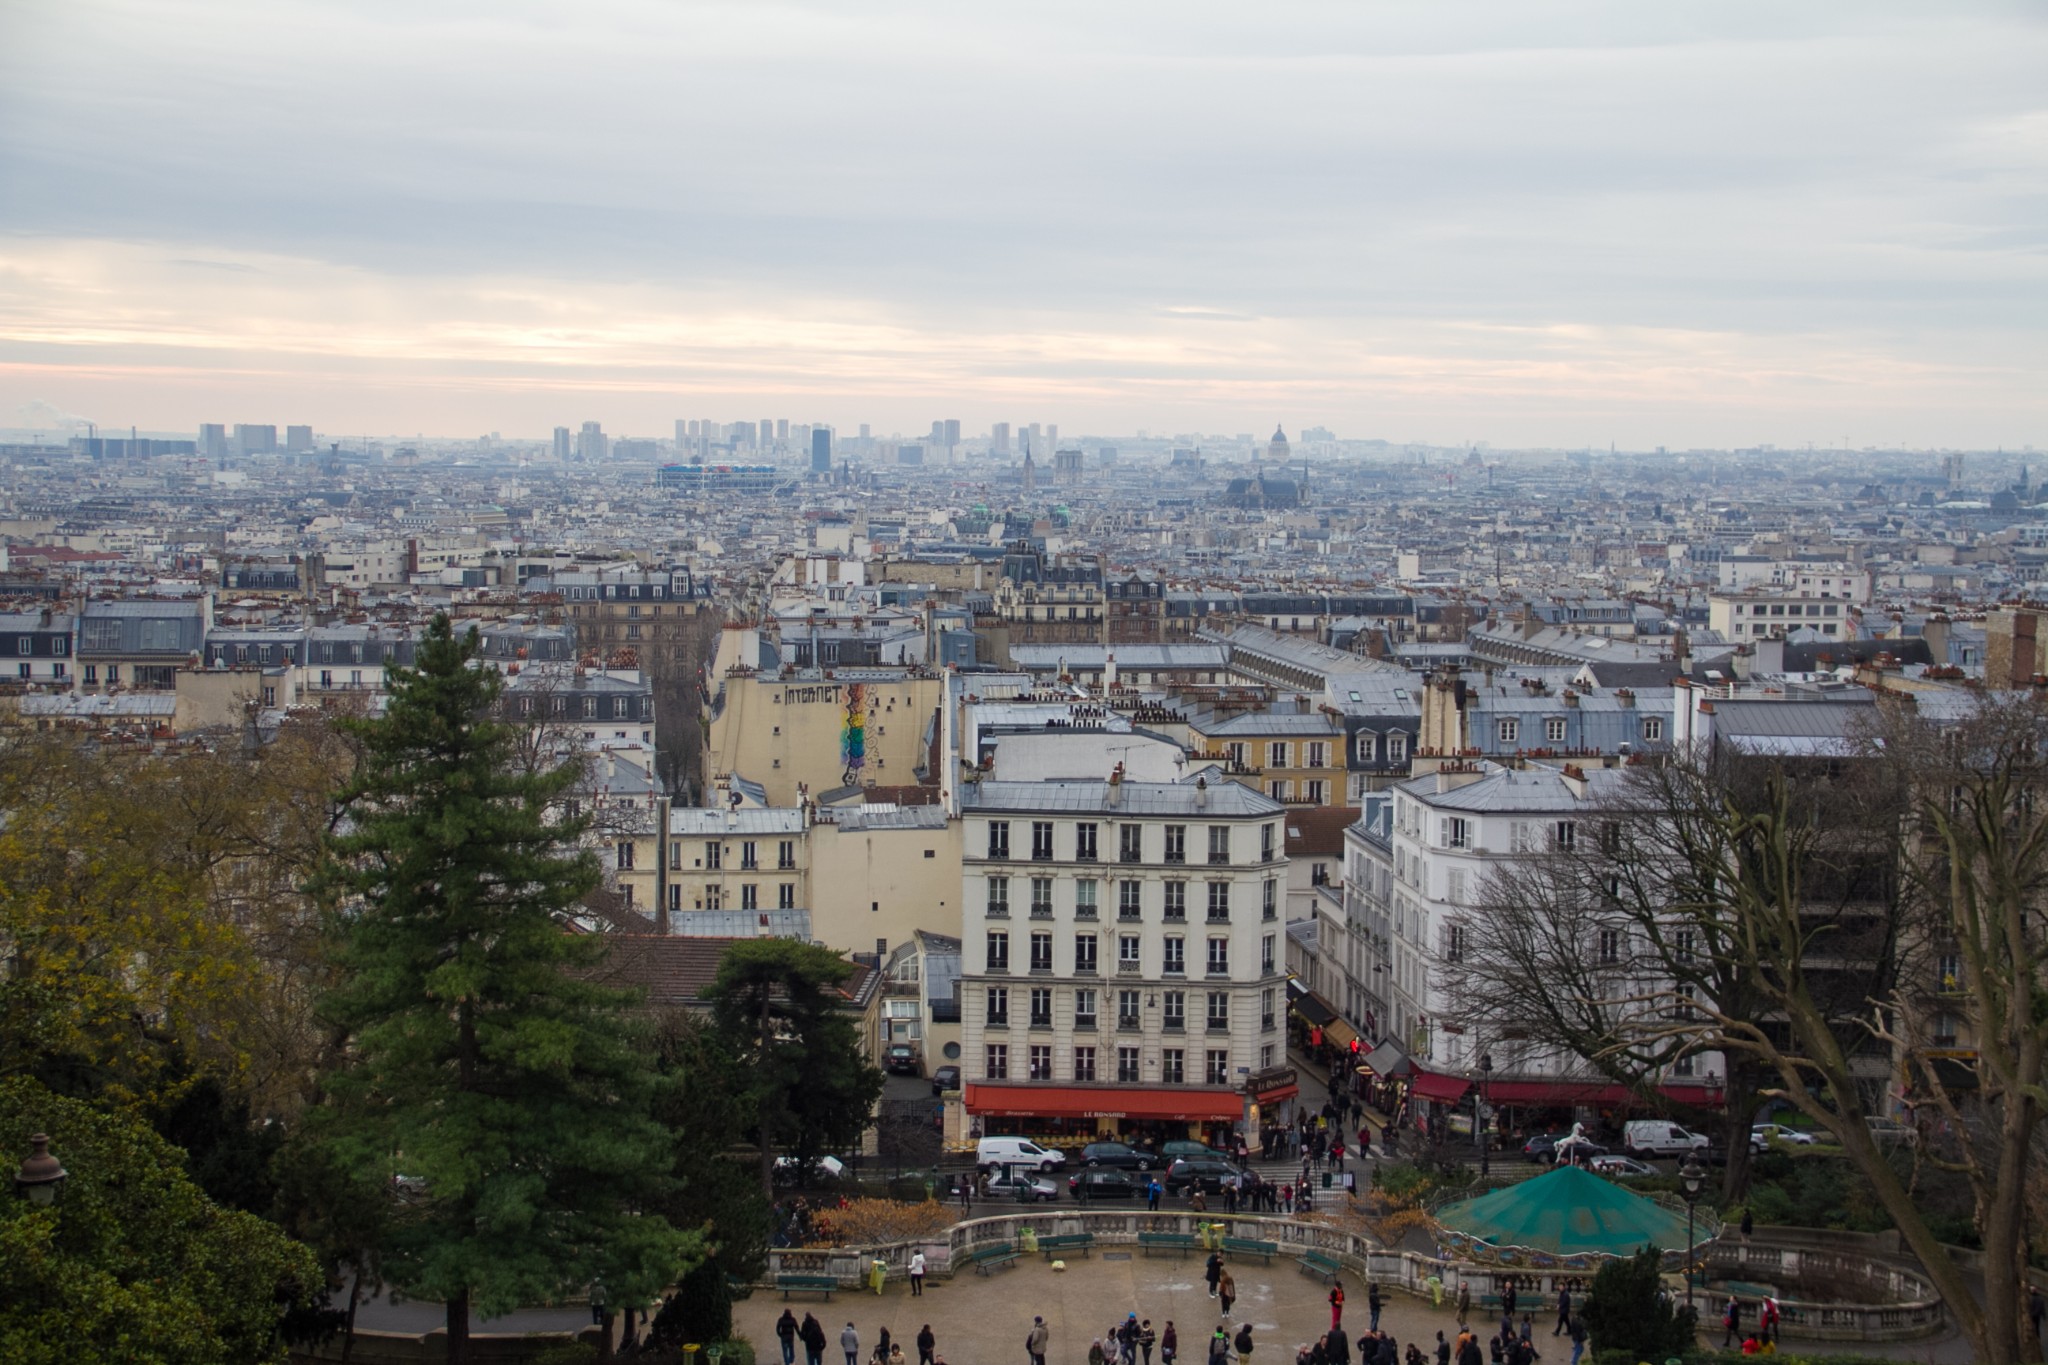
[964, 1083, 1246, 1150]
[1244, 1065, 1301, 1133]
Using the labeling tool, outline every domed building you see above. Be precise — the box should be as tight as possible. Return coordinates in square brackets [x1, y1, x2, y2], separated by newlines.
[1266, 424, 1291, 463]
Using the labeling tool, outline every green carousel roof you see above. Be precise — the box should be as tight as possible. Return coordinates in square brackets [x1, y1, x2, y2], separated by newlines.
[1434, 1164, 1696, 1259]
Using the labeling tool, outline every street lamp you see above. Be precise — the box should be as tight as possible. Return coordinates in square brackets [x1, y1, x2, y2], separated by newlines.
[14, 1133, 66, 1206]
[1477, 1053, 1494, 1177]
[1679, 1153, 1707, 1314]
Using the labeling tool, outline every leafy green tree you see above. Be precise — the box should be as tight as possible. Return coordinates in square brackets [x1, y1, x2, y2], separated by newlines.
[310, 616, 701, 1363]
[1579, 1245, 1697, 1362]
[0, 1075, 322, 1365]
[702, 938, 884, 1198]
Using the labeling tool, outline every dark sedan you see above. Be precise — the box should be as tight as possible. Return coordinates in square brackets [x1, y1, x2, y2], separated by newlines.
[1080, 1141, 1158, 1171]
[1522, 1133, 1610, 1165]
[1163, 1157, 1244, 1194]
[1069, 1169, 1143, 1201]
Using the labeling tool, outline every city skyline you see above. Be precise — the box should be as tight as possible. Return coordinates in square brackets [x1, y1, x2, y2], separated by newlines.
[3, 2, 2045, 446]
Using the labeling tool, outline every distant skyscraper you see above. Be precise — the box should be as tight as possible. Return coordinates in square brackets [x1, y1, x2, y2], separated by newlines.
[199, 423, 227, 458]
[1026, 422, 1042, 456]
[1045, 424, 1057, 452]
[992, 422, 1011, 454]
[233, 424, 277, 455]
[930, 420, 945, 443]
[811, 427, 832, 473]
[285, 424, 314, 452]
[776, 419, 789, 441]
[675, 419, 687, 447]
[577, 421, 606, 462]
[553, 426, 572, 460]
[759, 419, 773, 447]
[943, 418, 961, 446]
[859, 424, 871, 441]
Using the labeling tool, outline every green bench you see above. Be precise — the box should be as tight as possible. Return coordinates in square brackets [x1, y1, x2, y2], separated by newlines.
[1038, 1232, 1096, 1260]
[960, 1245, 1021, 1276]
[1222, 1236, 1279, 1265]
[776, 1274, 838, 1300]
[1295, 1251, 1343, 1284]
[1138, 1231, 1200, 1258]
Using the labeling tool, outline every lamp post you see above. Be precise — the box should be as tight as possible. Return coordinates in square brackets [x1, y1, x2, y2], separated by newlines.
[14, 1133, 66, 1206]
[1477, 1053, 1494, 1177]
[1680, 1153, 1707, 1314]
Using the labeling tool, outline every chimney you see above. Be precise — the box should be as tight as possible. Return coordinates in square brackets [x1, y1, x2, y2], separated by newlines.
[1922, 613, 1951, 666]
[1562, 689, 1580, 708]
[1193, 774, 1208, 808]
[1107, 762, 1125, 807]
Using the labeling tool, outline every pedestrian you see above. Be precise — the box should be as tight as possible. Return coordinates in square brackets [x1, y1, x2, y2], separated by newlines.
[909, 1250, 926, 1297]
[1455, 1334, 1482, 1365]
[1552, 1286, 1569, 1337]
[1090, 1342, 1108, 1365]
[1567, 1315, 1586, 1365]
[917, 1326, 936, 1365]
[1455, 1281, 1471, 1330]
[1741, 1206, 1754, 1240]
[1435, 1333, 1449, 1365]
[1368, 1281, 1382, 1333]
[959, 1178, 972, 1212]
[1141, 1319, 1158, 1365]
[1163, 1321, 1180, 1365]
[2031, 1288, 2046, 1351]
[1236, 1322, 1256, 1365]
[802, 1314, 829, 1365]
[1359, 1126, 1371, 1161]
[1219, 1269, 1238, 1319]
[778, 1309, 801, 1365]
[1332, 1140, 1346, 1174]
[1149, 1179, 1164, 1211]
[1029, 1316, 1050, 1365]
[889, 1344, 905, 1365]
[1206, 1252, 1225, 1299]
[842, 1323, 860, 1365]
[1760, 1297, 1780, 1345]
[874, 1326, 893, 1365]
[1122, 1314, 1140, 1365]
[1721, 1296, 1742, 1349]
[1191, 1186, 1209, 1213]
[1210, 1326, 1231, 1365]
[1330, 1282, 1346, 1329]
[1327, 1325, 1352, 1365]
[1225, 1181, 1240, 1215]
[1501, 1281, 1517, 1324]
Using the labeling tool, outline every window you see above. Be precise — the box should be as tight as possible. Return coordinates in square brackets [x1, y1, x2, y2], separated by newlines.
[985, 1044, 1008, 1079]
[740, 841, 758, 870]
[1642, 718, 1664, 742]
[778, 883, 795, 909]
[1207, 937, 1229, 975]
[1442, 817, 1470, 849]
[1261, 823, 1275, 861]
[1269, 742, 1290, 768]
[1207, 882, 1231, 922]
[986, 987, 1009, 1026]
[1030, 877, 1054, 917]
[1553, 821, 1576, 851]
[1163, 880, 1187, 921]
[987, 821, 1010, 859]
[1118, 990, 1142, 1029]
[1075, 933, 1098, 974]
[1073, 1045, 1097, 1081]
[1261, 987, 1276, 1031]
[15, 663, 26, 679]
[1674, 929, 1695, 963]
[987, 931, 1010, 971]
[1114, 879, 1141, 920]
[1261, 934, 1276, 974]
[1161, 1048, 1185, 1083]
[1498, 719, 1520, 746]
[778, 840, 795, 869]
[1164, 825, 1186, 864]
[1075, 878, 1098, 919]
[1673, 1053, 1695, 1077]
[1206, 1050, 1230, 1085]
[1207, 991, 1229, 1031]
[14, 637, 27, 655]
[1263, 880, 1278, 921]
[616, 842, 635, 870]
[705, 841, 722, 870]
[1076, 822, 1098, 861]
[1938, 953, 1964, 992]
[1931, 1012, 1960, 1048]
[1357, 735, 1376, 764]
[1074, 988, 1097, 1029]
[1118, 934, 1141, 970]
[1029, 987, 1053, 1027]
[1546, 717, 1568, 744]
[741, 884, 758, 910]
[1030, 932, 1053, 972]
[1120, 824, 1143, 863]
[1031, 821, 1054, 860]
[1598, 928, 1622, 964]
[1389, 734, 1407, 763]
[1117, 1046, 1141, 1083]
[1306, 742, 1327, 768]
[1305, 780, 1326, 804]
[986, 876, 1010, 917]
[1209, 826, 1231, 864]
[1162, 990, 1186, 1031]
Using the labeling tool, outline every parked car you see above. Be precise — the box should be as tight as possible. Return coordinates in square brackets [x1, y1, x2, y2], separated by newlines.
[1080, 1141, 1157, 1170]
[1161, 1139, 1226, 1161]
[1587, 1155, 1659, 1178]
[931, 1065, 961, 1094]
[883, 1043, 921, 1076]
[1522, 1133, 1610, 1165]
[976, 1136, 1066, 1172]
[1623, 1120, 1711, 1158]
[1752, 1123, 1818, 1148]
[1163, 1157, 1244, 1194]
[1865, 1116, 1919, 1149]
[986, 1169, 1060, 1202]
[1069, 1169, 1143, 1201]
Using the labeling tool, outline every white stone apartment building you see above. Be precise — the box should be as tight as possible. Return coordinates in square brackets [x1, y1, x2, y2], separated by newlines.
[958, 776, 1298, 1145]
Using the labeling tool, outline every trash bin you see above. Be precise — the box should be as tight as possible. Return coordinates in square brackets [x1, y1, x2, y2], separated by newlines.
[1020, 1227, 1039, 1253]
[869, 1260, 887, 1295]
[1199, 1221, 1221, 1250]
[1322, 1171, 1332, 1190]
[682, 1346, 701, 1365]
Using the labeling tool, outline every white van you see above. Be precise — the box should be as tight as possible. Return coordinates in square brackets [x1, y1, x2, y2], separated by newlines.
[975, 1136, 1067, 1172]
[1623, 1120, 1710, 1158]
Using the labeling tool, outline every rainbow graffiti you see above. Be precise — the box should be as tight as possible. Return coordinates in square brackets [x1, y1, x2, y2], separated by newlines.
[840, 683, 867, 785]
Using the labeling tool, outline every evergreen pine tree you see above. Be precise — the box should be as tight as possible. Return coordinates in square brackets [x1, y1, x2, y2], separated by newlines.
[311, 616, 699, 1363]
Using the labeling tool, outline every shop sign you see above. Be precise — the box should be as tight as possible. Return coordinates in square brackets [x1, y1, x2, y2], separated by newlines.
[1245, 1065, 1296, 1097]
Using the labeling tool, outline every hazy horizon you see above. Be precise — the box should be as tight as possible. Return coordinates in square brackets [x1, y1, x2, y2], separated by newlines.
[3, 2, 2044, 448]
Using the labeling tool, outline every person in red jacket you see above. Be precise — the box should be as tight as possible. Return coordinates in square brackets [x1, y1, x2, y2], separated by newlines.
[1329, 1284, 1345, 1330]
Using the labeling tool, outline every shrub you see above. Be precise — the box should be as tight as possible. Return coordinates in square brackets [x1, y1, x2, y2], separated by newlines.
[1580, 1246, 1697, 1363]
[803, 1197, 953, 1247]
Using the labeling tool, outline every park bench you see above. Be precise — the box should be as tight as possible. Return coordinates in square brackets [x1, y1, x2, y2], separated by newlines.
[960, 1245, 1021, 1276]
[1295, 1250, 1343, 1284]
[1222, 1236, 1278, 1265]
[776, 1274, 838, 1300]
[1138, 1231, 1200, 1258]
[1038, 1232, 1096, 1260]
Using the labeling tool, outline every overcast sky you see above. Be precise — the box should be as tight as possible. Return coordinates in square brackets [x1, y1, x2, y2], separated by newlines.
[2, 1, 2044, 447]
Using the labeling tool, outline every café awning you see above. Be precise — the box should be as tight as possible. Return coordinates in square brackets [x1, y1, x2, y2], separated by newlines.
[964, 1083, 1243, 1122]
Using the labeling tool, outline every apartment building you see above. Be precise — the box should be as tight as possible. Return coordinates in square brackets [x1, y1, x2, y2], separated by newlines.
[958, 775, 1296, 1146]
[0, 610, 74, 686]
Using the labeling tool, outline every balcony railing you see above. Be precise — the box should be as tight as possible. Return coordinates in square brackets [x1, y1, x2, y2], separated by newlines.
[1116, 960, 1143, 976]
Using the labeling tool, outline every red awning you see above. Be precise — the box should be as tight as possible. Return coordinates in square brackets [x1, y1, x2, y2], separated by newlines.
[965, 1083, 1244, 1122]
[1253, 1084, 1300, 1104]
[1409, 1071, 1472, 1103]
[1484, 1079, 1630, 1106]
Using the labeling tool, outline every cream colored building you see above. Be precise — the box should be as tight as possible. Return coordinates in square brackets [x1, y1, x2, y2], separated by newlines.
[704, 669, 946, 806]
[614, 806, 810, 929]
[809, 803, 963, 957]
